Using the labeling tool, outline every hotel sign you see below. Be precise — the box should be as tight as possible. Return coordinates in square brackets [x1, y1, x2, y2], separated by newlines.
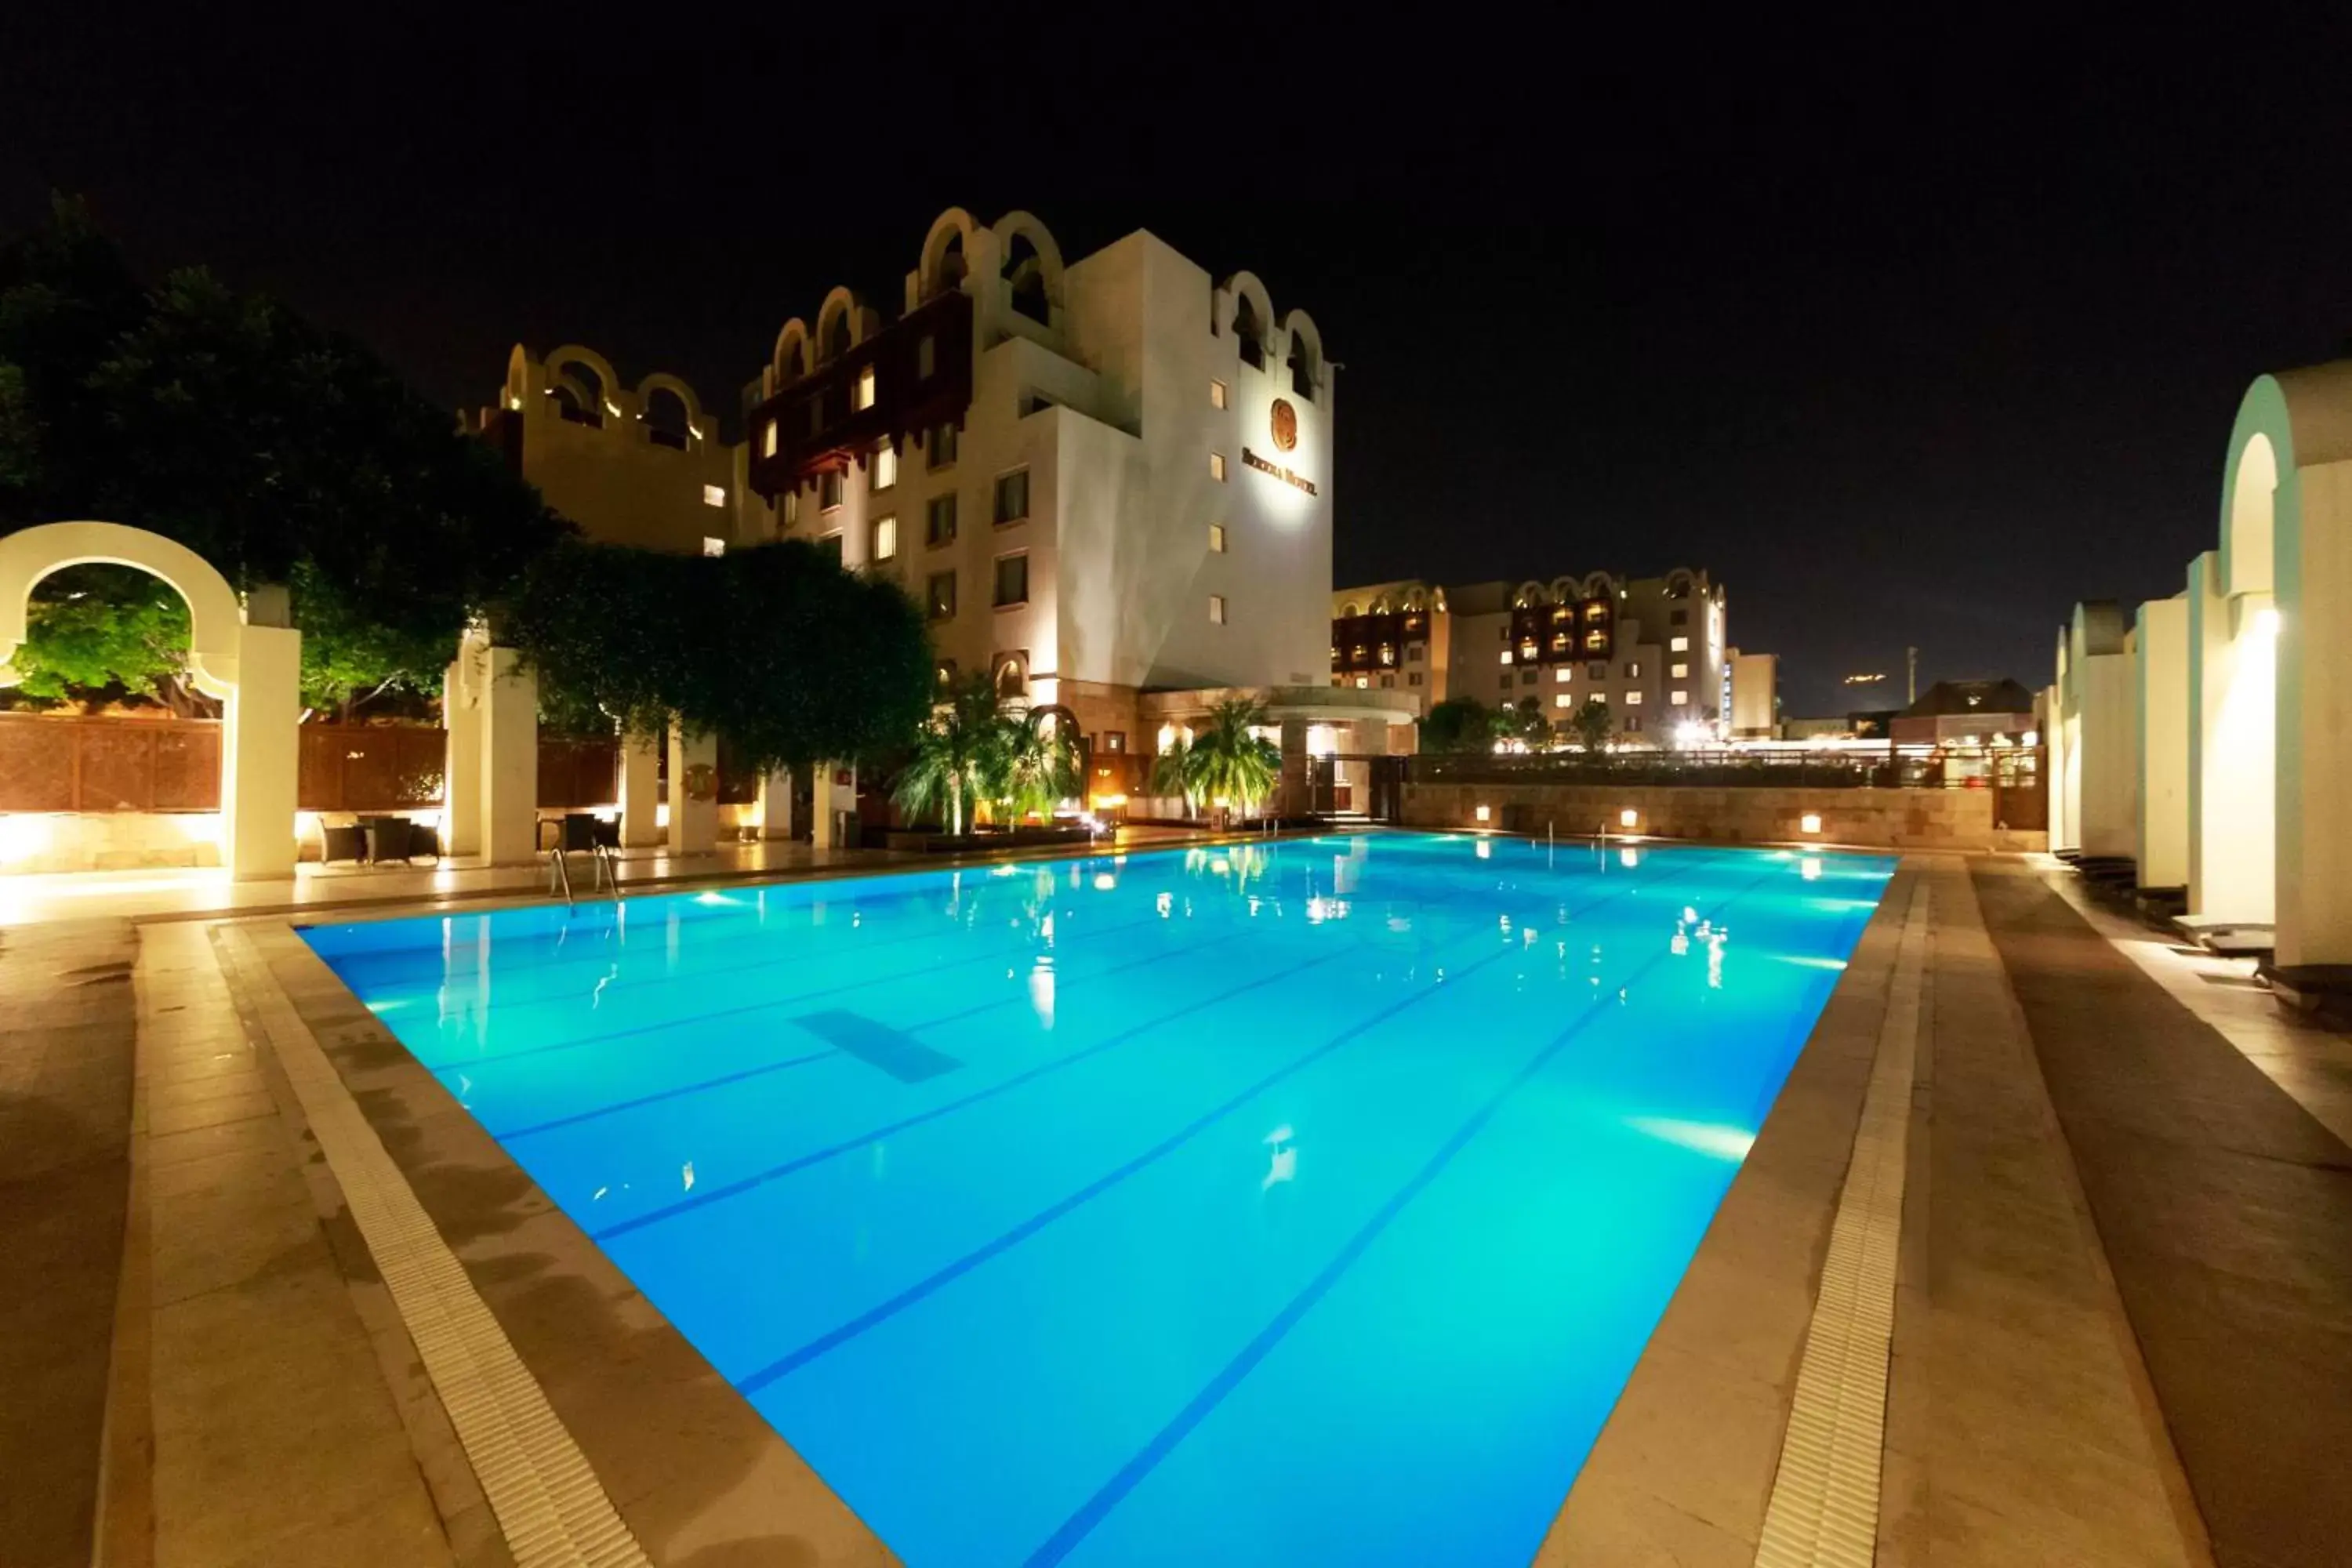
[1243, 448, 1317, 496]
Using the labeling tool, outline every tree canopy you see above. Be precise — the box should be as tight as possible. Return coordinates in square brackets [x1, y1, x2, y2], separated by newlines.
[0, 196, 567, 714]
[506, 537, 935, 775]
[1151, 697, 1281, 815]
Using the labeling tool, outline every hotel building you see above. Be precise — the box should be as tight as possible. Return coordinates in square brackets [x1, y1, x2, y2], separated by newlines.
[1330, 569, 1734, 744]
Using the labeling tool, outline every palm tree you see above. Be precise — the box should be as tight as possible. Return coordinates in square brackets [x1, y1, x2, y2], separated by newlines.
[891, 673, 1007, 836]
[997, 711, 1083, 822]
[1152, 697, 1281, 822]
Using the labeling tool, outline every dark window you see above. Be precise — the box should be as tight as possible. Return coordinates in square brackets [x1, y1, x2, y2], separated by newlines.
[926, 493, 958, 546]
[1104, 731, 1126, 753]
[1232, 295, 1265, 369]
[820, 470, 844, 510]
[927, 570, 957, 620]
[1588, 661, 1608, 679]
[917, 335, 937, 379]
[1625, 714, 1642, 734]
[993, 469, 1029, 524]
[1379, 674, 1395, 688]
[1670, 608, 1690, 626]
[993, 553, 1029, 607]
[1406, 644, 1423, 662]
[1625, 662, 1641, 678]
[818, 533, 843, 568]
[931, 423, 960, 468]
[1520, 670, 1537, 686]
[1407, 671, 1423, 687]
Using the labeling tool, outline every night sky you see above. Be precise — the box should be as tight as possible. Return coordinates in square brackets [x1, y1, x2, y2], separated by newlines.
[6, 18, 2348, 714]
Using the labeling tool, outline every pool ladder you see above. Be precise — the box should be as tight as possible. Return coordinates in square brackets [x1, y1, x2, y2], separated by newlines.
[546, 842, 617, 909]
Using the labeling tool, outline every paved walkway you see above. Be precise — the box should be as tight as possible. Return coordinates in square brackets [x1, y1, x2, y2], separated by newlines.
[1975, 859, 2352, 1568]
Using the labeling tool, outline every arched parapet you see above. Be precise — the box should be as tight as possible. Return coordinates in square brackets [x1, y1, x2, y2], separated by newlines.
[1279, 307, 1326, 401]
[633, 372, 710, 443]
[1511, 580, 1552, 609]
[1400, 584, 1429, 612]
[919, 207, 982, 300]
[1218, 270, 1276, 339]
[1580, 571, 1618, 600]
[771, 318, 812, 387]
[992, 211, 1063, 330]
[545, 344, 626, 423]
[815, 287, 870, 362]
[1662, 566, 1700, 600]
[502, 343, 532, 409]
[0, 521, 246, 696]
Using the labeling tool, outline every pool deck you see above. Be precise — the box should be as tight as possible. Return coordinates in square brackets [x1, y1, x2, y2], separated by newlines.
[7, 842, 2348, 1566]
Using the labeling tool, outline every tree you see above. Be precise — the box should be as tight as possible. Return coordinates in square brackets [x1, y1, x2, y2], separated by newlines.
[506, 538, 935, 775]
[891, 673, 1007, 836]
[5, 564, 212, 715]
[996, 711, 1083, 822]
[1567, 696, 1615, 753]
[1420, 696, 1494, 753]
[1151, 697, 1280, 819]
[1, 198, 568, 713]
[1501, 696, 1552, 747]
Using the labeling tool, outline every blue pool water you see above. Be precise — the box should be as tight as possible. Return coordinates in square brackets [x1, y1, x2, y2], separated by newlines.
[303, 833, 1893, 1566]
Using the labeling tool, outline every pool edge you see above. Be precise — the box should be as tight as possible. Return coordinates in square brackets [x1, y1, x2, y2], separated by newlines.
[1533, 853, 1936, 1564]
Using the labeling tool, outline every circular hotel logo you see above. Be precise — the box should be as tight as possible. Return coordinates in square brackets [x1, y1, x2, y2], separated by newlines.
[1270, 397, 1299, 452]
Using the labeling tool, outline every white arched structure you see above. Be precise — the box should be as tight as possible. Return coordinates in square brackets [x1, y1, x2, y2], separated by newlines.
[0, 521, 300, 878]
[2190, 365, 2352, 967]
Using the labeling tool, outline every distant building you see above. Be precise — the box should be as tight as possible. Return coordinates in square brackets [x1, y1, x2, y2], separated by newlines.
[1330, 569, 1732, 744]
[471, 344, 753, 554]
[1727, 649, 1778, 738]
[1889, 678, 2038, 745]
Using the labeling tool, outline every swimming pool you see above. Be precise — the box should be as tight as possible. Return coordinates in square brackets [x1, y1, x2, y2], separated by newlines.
[303, 833, 1893, 1566]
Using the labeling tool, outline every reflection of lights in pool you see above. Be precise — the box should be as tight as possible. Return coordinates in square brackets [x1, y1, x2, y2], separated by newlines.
[1624, 1116, 1755, 1161]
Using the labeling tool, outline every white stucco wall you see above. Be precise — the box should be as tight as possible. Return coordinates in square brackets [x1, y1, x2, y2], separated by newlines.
[2135, 595, 2190, 890]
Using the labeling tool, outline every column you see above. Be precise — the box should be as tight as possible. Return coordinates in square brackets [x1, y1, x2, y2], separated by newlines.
[810, 762, 856, 850]
[441, 649, 481, 858]
[619, 734, 662, 848]
[757, 765, 795, 840]
[477, 644, 539, 866]
[667, 724, 717, 855]
[1276, 718, 1310, 820]
[2135, 597, 2190, 891]
[222, 622, 301, 880]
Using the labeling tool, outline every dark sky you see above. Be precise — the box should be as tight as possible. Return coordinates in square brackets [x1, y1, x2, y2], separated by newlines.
[5, 16, 2348, 713]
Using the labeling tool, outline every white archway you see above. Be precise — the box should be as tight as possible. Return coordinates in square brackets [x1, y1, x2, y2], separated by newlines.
[0, 521, 301, 879]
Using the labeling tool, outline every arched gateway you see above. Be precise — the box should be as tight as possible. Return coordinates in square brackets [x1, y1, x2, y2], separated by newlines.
[0, 521, 301, 879]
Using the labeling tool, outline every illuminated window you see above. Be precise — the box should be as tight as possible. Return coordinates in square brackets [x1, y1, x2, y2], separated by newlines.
[1499, 651, 1513, 666]
[1210, 379, 1228, 409]
[1378, 644, 1394, 665]
[1670, 636, 1690, 652]
[1671, 662, 1688, 679]
[917, 336, 936, 379]
[873, 514, 898, 561]
[1209, 522, 1227, 553]
[1555, 693, 1573, 708]
[701, 536, 726, 557]
[926, 493, 957, 546]
[820, 471, 844, 510]
[1584, 630, 1607, 650]
[761, 421, 779, 458]
[1584, 602, 1606, 620]
[993, 552, 1029, 607]
[1209, 594, 1227, 624]
[782, 490, 799, 525]
[702, 484, 726, 508]
[1624, 662, 1641, 678]
[927, 570, 957, 620]
[931, 423, 960, 468]
[1624, 690, 1644, 705]
[1355, 675, 1370, 688]
[873, 445, 897, 491]
[1670, 689, 1688, 705]
[853, 366, 877, 411]
[993, 468, 1029, 524]
[1554, 667, 1570, 682]
[1210, 452, 1227, 482]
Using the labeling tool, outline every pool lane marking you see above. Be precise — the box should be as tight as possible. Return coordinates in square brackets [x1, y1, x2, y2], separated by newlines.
[416, 905, 1178, 1073]
[597, 851, 1728, 1247]
[1751, 879, 1929, 1568]
[588, 938, 1365, 1243]
[728, 854, 1733, 1396]
[483, 920, 1265, 1142]
[1021, 863, 1791, 1567]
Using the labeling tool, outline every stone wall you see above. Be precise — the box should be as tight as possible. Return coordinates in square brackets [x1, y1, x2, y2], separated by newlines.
[1402, 781, 2045, 853]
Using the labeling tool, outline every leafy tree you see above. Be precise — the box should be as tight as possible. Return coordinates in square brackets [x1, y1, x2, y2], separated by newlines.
[996, 710, 1083, 822]
[891, 674, 1009, 836]
[507, 538, 935, 776]
[0, 198, 568, 713]
[1502, 696, 1552, 746]
[1150, 697, 1280, 819]
[1419, 696, 1494, 753]
[1567, 696, 1615, 753]
[5, 564, 212, 714]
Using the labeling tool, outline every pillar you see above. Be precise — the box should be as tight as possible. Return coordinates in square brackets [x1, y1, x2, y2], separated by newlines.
[2136, 597, 2190, 891]
[2278, 460, 2352, 967]
[667, 724, 717, 855]
[477, 644, 539, 866]
[221, 622, 301, 880]
[442, 652, 481, 858]
[757, 765, 795, 840]
[1276, 718, 1310, 820]
[619, 734, 662, 848]
[810, 762, 856, 850]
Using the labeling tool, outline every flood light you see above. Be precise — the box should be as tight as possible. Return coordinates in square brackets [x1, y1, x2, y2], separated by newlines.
[1801, 813, 1823, 834]
[1474, 804, 1491, 823]
[1619, 808, 1639, 828]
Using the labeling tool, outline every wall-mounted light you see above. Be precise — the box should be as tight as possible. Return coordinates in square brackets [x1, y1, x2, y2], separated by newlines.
[1619, 808, 1639, 828]
[1801, 813, 1823, 835]
[2256, 605, 2282, 639]
[1475, 804, 1491, 823]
